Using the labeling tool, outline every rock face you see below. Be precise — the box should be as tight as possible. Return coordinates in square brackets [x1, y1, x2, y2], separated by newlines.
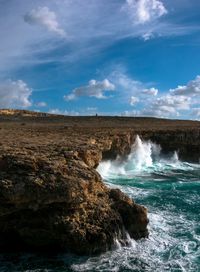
[0, 141, 148, 254]
[0, 111, 199, 254]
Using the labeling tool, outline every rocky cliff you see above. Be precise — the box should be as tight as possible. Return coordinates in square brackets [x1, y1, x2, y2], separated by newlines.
[0, 112, 199, 254]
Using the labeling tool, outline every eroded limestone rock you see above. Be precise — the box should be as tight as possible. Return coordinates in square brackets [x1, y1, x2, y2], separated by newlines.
[0, 150, 148, 254]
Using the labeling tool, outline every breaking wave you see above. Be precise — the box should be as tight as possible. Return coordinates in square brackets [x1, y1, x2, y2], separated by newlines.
[97, 135, 192, 180]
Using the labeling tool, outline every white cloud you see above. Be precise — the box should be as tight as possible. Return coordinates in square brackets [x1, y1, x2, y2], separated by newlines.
[170, 75, 200, 96]
[64, 79, 115, 101]
[112, 72, 141, 92]
[141, 95, 191, 117]
[49, 109, 80, 116]
[124, 0, 167, 24]
[142, 31, 154, 40]
[110, 71, 147, 98]
[130, 96, 139, 105]
[36, 101, 47, 107]
[0, 80, 32, 108]
[109, 70, 158, 104]
[24, 6, 66, 37]
[142, 87, 158, 96]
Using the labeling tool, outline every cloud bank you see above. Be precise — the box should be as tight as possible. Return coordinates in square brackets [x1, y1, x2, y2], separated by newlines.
[109, 70, 199, 119]
[170, 75, 200, 96]
[141, 95, 191, 117]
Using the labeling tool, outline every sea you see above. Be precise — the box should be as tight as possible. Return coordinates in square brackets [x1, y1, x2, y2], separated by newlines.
[0, 136, 199, 271]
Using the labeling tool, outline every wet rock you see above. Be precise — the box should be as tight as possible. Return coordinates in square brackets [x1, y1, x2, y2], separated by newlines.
[109, 189, 149, 239]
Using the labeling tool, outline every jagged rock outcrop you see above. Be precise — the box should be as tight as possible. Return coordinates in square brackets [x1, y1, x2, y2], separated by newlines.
[0, 144, 148, 254]
[0, 110, 199, 254]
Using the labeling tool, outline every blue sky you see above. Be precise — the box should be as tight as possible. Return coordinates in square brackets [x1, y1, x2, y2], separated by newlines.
[0, 0, 200, 119]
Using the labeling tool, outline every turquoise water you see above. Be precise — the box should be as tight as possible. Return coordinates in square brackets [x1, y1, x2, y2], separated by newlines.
[0, 136, 200, 271]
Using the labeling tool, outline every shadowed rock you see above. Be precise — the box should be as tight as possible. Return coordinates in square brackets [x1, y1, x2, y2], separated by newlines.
[0, 152, 148, 254]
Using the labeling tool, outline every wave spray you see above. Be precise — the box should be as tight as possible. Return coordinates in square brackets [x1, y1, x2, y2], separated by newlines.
[97, 135, 179, 179]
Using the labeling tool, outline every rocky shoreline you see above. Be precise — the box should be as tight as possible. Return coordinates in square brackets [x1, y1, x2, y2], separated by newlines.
[0, 111, 199, 254]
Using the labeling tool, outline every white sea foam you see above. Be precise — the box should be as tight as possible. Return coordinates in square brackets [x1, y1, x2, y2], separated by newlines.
[97, 135, 199, 180]
[71, 209, 200, 272]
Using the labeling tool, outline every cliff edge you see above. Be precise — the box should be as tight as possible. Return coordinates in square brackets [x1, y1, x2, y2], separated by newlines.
[0, 111, 199, 254]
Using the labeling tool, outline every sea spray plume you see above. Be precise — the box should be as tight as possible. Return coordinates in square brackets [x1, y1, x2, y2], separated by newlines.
[97, 135, 159, 177]
[97, 135, 180, 178]
[126, 135, 153, 171]
[171, 151, 179, 164]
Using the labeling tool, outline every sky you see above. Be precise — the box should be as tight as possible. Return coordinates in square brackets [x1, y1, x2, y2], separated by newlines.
[0, 0, 200, 119]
